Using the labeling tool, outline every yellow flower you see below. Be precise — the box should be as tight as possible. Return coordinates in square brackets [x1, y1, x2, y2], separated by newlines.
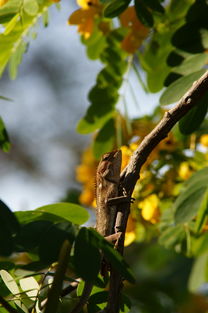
[76, 164, 95, 184]
[125, 215, 136, 246]
[139, 194, 160, 224]
[0, 0, 8, 6]
[178, 162, 193, 180]
[77, 0, 99, 9]
[121, 145, 131, 169]
[129, 142, 138, 151]
[120, 6, 148, 54]
[200, 134, 208, 147]
[68, 0, 101, 39]
[124, 231, 136, 246]
[159, 133, 177, 152]
[79, 188, 94, 206]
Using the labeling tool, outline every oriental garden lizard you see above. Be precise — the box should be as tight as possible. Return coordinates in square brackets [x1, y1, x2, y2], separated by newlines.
[71, 150, 128, 313]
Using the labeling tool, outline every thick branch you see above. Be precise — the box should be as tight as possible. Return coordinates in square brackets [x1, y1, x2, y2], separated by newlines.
[106, 70, 208, 313]
[121, 70, 208, 193]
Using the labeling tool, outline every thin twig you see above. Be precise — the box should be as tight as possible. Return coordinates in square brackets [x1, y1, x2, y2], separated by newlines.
[0, 295, 18, 313]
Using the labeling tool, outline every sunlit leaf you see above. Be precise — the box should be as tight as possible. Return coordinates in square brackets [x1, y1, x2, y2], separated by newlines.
[93, 118, 115, 159]
[174, 167, 208, 224]
[3, 13, 19, 35]
[36, 202, 89, 225]
[19, 277, 39, 299]
[9, 41, 28, 79]
[23, 0, 39, 16]
[0, 270, 20, 295]
[0, 0, 53, 78]
[173, 53, 208, 75]
[159, 225, 185, 249]
[194, 190, 208, 234]
[83, 28, 107, 60]
[160, 69, 206, 105]
[188, 253, 208, 292]
[77, 86, 117, 134]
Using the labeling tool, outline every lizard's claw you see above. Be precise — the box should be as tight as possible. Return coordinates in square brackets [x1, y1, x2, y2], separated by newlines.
[130, 197, 135, 203]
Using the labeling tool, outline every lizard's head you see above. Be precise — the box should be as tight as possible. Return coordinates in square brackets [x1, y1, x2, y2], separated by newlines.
[98, 150, 122, 183]
[102, 150, 121, 163]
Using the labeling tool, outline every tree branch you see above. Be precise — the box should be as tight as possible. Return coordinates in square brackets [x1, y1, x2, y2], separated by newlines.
[106, 70, 208, 313]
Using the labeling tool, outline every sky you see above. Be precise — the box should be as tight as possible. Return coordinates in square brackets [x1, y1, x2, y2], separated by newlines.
[0, 0, 160, 211]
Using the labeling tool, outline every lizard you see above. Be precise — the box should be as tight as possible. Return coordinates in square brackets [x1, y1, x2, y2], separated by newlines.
[95, 149, 122, 237]
[70, 150, 124, 313]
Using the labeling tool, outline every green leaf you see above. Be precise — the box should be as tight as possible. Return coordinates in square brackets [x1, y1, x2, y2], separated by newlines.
[144, 0, 164, 13]
[0, 270, 28, 312]
[139, 30, 173, 92]
[42, 10, 49, 27]
[77, 86, 118, 134]
[103, 0, 131, 18]
[38, 223, 74, 263]
[0, 117, 11, 152]
[100, 239, 135, 283]
[0, 200, 20, 235]
[36, 202, 89, 225]
[74, 228, 102, 282]
[173, 53, 208, 75]
[0, 0, 53, 78]
[192, 233, 208, 256]
[0, 224, 14, 256]
[9, 40, 28, 79]
[134, 0, 154, 27]
[96, 66, 123, 89]
[194, 190, 208, 234]
[188, 253, 208, 292]
[0, 270, 20, 295]
[83, 29, 107, 60]
[19, 277, 39, 299]
[3, 13, 19, 35]
[16, 220, 53, 250]
[179, 91, 208, 135]
[174, 167, 208, 224]
[88, 291, 108, 312]
[160, 69, 206, 105]
[93, 118, 115, 159]
[0, 0, 20, 18]
[171, 1, 208, 53]
[159, 225, 185, 249]
[0, 95, 13, 101]
[23, 0, 39, 16]
[120, 294, 132, 313]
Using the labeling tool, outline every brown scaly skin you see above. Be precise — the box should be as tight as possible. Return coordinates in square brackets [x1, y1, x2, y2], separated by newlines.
[96, 150, 122, 237]
[70, 150, 122, 313]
